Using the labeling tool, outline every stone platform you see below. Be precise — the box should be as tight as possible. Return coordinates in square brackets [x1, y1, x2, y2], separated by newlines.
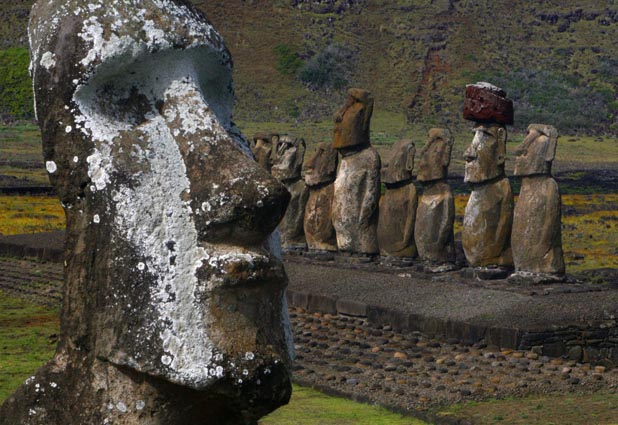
[285, 256, 618, 366]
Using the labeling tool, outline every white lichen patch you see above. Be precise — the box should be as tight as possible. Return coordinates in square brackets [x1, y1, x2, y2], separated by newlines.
[40, 51, 56, 70]
[65, 125, 73, 133]
[46, 161, 57, 174]
[93, 214, 100, 224]
[135, 400, 146, 411]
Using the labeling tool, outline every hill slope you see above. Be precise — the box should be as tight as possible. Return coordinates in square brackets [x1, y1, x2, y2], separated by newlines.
[2, 0, 618, 134]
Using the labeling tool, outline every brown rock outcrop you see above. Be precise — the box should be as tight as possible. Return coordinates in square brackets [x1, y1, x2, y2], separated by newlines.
[0, 1, 293, 424]
[252, 132, 278, 172]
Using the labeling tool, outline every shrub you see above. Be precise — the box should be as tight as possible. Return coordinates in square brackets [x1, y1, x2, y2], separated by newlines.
[0, 48, 34, 121]
[273, 44, 303, 76]
[298, 43, 355, 91]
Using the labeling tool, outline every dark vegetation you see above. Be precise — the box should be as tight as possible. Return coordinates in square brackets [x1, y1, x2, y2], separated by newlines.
[4, 0, 618, 134]
[0, 48, 33, 122]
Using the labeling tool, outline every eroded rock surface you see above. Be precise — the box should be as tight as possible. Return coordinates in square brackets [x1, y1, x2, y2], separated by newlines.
[332, 89, 380, 255]
[0, 1, 293, 424]
[304, 142, 338, 251]
[272, 136, 309, 250]
[251, 132, 278, 173]
[511, 124, 565, 278]
[377, 140, 418, 258]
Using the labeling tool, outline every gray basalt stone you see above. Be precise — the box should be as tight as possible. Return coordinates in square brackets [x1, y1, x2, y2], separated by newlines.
[415, 129, 456, 266]
[272, 136, 309, 250]
[0, 1, 293, 424]
[304, 142, 338, 251]
[462, 121, 514, 268]
[377, 140, 418, 258]
[511, 124, 565, 279]
[332, 89, 380, 255]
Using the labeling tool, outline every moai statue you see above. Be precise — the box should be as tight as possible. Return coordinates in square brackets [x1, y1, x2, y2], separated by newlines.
[304, 142, 338, 252]
[1, 1, 293, 424]
[332, 88, 381, 257]
[510, 124, 565, 282]
[272, 136, 309, 251]
[377, 139, 418, 262]
[251, 132, 278, 173]
[415, 128, 456, 271]
[462, 83, 514, 278]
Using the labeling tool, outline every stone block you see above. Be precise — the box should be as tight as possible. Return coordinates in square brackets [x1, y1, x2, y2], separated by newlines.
[463, 83, 514, 125]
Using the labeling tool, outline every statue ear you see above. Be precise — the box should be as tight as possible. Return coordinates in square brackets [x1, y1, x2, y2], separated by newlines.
[545, 134, 557, 162]
[406, 145, 416, 171]
[496, 127, 506, 165]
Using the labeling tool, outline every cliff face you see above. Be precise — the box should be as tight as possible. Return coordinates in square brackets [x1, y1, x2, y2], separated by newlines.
[3, 0, 618, 133]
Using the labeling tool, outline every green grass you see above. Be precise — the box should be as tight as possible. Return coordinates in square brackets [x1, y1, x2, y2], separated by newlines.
[0, 290, 58, 403]
[437, 393, 618, 425]
[261, 385, 426, 424]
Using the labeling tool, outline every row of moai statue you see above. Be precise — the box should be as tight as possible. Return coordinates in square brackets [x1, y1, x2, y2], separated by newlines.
[253, 85, 565, 282]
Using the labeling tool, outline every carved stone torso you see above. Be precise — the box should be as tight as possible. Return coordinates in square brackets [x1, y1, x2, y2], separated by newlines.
[462, 177, 514, 267]
[377, 182, 418, 257]
[332, 147, 380, 254]
[415, 181, 455, 263]
[280, 178, 309, 249]
[304, 183, 336, 251]
[512, 176, 565, 274]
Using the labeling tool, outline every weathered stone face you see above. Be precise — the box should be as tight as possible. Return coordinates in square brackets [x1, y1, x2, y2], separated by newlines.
[333, 88, 373, 149]
[464, 123, 507, 184]
[304, 142, 338, 187]
[252, 132, 277, 172]
[417, 128, 453, 182]
[462, 177, 514, 267]
[381, 139, 415, 185]
[272, 136, 305, 182]
[332, 146, 381, 254]
[512, 124, 564, 276]
[304, 142, 338, 251]
[514, 124, 557, 177]
[4, 1, 293, 423]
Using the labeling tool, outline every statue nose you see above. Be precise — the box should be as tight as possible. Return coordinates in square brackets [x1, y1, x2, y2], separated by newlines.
[183, 134, 290, 247]
[463, 146, 476, 162]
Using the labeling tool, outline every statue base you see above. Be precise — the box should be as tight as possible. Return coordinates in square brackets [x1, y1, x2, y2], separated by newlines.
[336, 252, 377, 264]
[304, 249, 336, 261]
[507, 271, 567, 285]
[378, 256, 416, 268]
[420, 262, 459, 274]
[461, 266, 513, 280]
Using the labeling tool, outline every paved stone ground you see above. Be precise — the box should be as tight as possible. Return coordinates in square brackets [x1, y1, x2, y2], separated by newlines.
[290, 306, 618, 422]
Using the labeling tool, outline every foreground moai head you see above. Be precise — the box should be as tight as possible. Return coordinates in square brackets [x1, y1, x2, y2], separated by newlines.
[514, 124, 558, 176]
[272, 136, 306, 182]
[381, 139, 415, 184]
[8, 0, 293, 423]
[333, 88, 374, 152]
[417, 128, 453, 182]
[252, 132, 277, 172]
[304, 141, 338, 187]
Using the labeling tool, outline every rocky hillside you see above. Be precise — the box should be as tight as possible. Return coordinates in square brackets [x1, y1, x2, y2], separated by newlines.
[2, 0, 618, 134]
